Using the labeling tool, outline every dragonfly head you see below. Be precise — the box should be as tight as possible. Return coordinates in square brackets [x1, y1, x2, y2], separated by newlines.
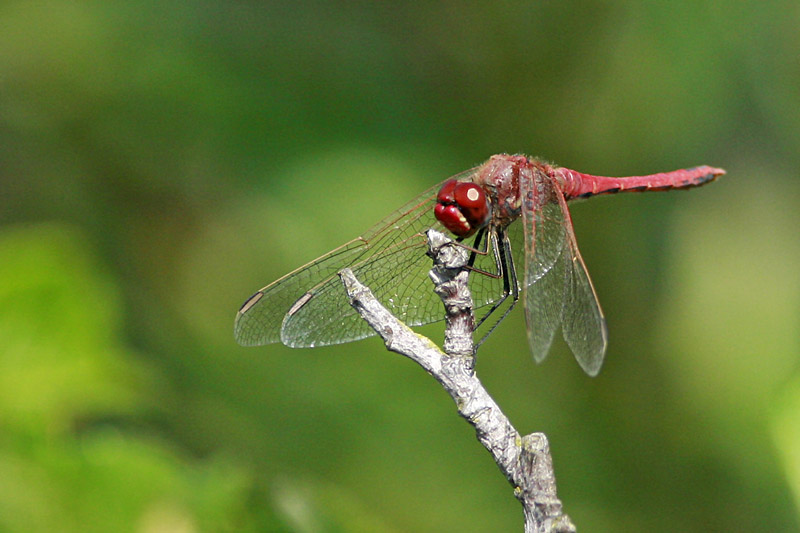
[434, 179, 490, 238]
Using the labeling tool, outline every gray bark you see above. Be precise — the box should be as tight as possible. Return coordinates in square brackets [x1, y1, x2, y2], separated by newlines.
[338, 229, 576, 532]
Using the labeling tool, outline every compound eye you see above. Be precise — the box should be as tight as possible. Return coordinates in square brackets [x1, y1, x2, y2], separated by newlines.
[436, 179, 458, 204]
[453, 183, 489, 227]
[454, 182, 485, 209]
[434, 180, 490, 238]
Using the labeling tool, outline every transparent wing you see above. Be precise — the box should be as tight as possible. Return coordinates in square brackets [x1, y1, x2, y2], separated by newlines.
[234, 167, 498, 348]
[556, 191, 608, 376]
[520, 170, 608, 375]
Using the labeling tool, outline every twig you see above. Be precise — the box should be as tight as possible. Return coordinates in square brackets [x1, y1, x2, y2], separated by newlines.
[338, 230, 576, 533]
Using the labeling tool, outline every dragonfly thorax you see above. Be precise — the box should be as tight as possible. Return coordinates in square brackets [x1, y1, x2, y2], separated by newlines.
[475, 154, 534, 230]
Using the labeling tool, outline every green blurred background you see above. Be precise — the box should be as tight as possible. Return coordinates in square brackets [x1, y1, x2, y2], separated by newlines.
[2, 1, 799, 531]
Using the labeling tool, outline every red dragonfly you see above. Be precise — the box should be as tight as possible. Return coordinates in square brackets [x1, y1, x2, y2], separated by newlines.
[235, 154, 723, 376]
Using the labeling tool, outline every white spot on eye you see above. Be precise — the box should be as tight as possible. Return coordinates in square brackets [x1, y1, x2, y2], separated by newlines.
[466, 188, 480, 202]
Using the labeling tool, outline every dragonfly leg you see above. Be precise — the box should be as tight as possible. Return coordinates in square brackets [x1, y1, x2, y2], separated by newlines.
[475, 229, 520, 351]
[462, 227, 486, 268]
[464, 227, 503, 279]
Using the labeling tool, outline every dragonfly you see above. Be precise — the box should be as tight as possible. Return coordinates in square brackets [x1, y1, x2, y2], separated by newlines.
[235, 154, 723, 376]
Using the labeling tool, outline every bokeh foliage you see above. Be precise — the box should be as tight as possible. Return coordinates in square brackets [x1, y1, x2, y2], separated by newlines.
[1, 1, 799, 531]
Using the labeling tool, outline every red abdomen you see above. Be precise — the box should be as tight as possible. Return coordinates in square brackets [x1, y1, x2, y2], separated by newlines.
[557, 165, 725, 200]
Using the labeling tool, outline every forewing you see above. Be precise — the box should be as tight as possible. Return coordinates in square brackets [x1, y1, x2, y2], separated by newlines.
[234, 167, 485, 348]
[278, 208, 437, 347]
[555, 192, 608, 376]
